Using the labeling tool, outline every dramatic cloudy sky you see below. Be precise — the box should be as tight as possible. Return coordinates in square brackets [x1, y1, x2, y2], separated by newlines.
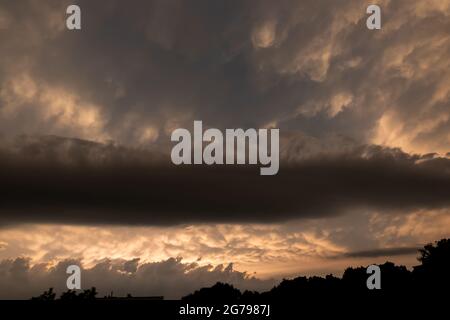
[0, 0, 449, 299]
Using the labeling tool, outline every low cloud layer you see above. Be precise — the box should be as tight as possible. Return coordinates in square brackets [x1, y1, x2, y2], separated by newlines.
[341, 246, 418, 258]
[0, 257, 274, 299]
[2, 209, 448, 283]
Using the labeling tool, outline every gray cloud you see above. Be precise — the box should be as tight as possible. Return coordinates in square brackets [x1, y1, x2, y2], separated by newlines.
[0, 257, 274, 299]
[340, 246, 419, 258]
[0, 135, 449, 226]
[0, 0, 448, 153]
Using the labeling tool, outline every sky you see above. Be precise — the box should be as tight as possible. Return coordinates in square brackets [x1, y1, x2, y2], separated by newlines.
[0, 0, 449, 299]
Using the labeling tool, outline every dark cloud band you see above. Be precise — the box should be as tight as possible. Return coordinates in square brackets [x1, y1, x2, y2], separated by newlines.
[1, 136, 449, 226]
[339, 247, 419, 259]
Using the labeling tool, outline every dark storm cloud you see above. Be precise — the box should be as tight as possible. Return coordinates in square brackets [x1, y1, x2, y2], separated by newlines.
[0, 1, 449, 224]
[0, 136, 449, 226]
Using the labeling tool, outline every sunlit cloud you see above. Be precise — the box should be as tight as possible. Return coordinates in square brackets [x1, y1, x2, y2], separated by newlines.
[2, 208, 448, 279]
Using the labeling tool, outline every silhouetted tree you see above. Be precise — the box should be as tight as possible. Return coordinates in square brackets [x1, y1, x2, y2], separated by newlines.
[60, 290, 78, 301]
[413, 238, 450, 288]
[32, 287, 56, 301]
[418, 238, 450, 268]
[79, 287, 98, 300]
[241, 290, 261, 302]
[182, 282, 241, 302]
[60, 287, 98, 301]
